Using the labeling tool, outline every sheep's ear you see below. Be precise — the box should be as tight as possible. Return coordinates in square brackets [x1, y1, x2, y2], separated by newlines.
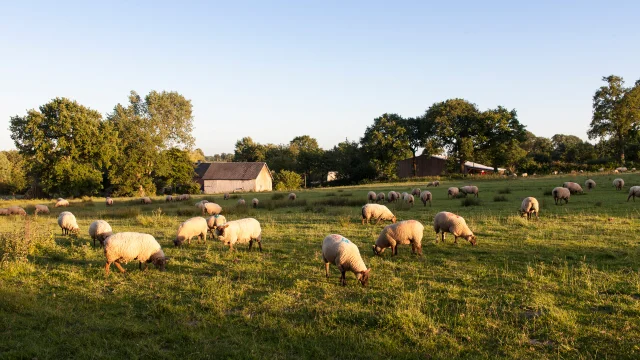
[219, 224, 229, 229]
[164, 257, 170, 263]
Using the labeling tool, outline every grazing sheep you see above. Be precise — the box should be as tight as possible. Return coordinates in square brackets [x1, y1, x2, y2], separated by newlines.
[202, 202, 222, 215]
[289, 193, 296, 201]
[34, 204, 50, 215]
[420, 191, 432, 207]
[616, 167, 627, 172]
[104, 232, 168, 275]
[401, 192, 409, 200]
[562, 182, 584, 194]
[215, 218, 262, 252]
[387, 191, 398, 203]
[223, 193, 230, 200]
[520, 197, 539, 220]
[411, 188, 421, 196]
[447, 187, 459, 199]
[195, 200, 209, 210]
[57, 211, 80, 235]
[173, 217, 208, 246]
[89, 220, 113, 247]
[55, 199, 69, 208]
[251, 198, 259, 208]
[627, 186, 640, 202]
[403, 193, 415, 206]
[376, 192, 385, 203]
[552, 187, 570, 205]
[459, 185, 479, 197]
[613, 178, 624, 190]
[206, 214, 227, 237]
[367, 191, 377, 203]
[433, 211, 477, 246]
[7, 206, 27, 216]
[0, 208, 9, 216]
[237, 198, 246, 206]
[361, 204, 397, 225]
[433, 181, 440, 187]
[509, 174, 517, 178]
[372, 220, 424, 256]
[585, 179, 596, 191]
[426, 182, 434, 187]
[182, 194, 191, 201]
[522, 173, 528, 177]
[165, 195, 174, 202]
[322, 234, 370, 287]
[106, 197, 114, 206]
[141, 197, 152, 204]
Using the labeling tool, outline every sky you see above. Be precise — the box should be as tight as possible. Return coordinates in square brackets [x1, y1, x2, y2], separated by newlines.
[1, 1, 639, 155]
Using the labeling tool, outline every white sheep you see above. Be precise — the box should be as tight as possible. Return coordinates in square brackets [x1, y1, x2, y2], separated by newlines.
[522, 173, 528, 177]
[173, 217, 208, 246]
[627, 186, 640, 202]
[237, 198, 246, 206]
[562, 182, 583, 194]
[165, 195, 174, 202]
[251, 198, 259, 208]
[206, 214, 227, 237]
[215, 218, 262, 251]
[55, 199, 69, 208]
[141, 197, 152, 204]
[387, 191, 398, 203]
[367, 191, 377, 203]
[289, 193, 296, 201]
[401, 192, 409, 200]
[223, 193, 230, 200]
[376, 192, 385, 203]
[426, 182, 434, 187]
[322, 234, 370, 287]
[195, 200, 209, 210]
[552, 187, 570, 205]
[520, 197, 539, 220]
[104, 232, 168, 275]
[447, 187, 459, 199]
[613, 178, 624, 190]
[585, 179, 596, 191]
[89, 220, 113, 247]
[0, 208, 9, 216]
[57, 211, 80, 236]
[459, 185, 479, 197]
[433, 211, 477, 246]
[203, 202, 222, 215]
[182, 194, 191, 200]
[7, 206, 27, 216]
[433, 181, 440, 187]
[403, 193, 415, 206]
[34, 204, 50, 215]
[361, 204, 396, 225]
[616, 167, 627, 172]
[372, 220, 424, 256]
[420, 191, 432, 207]
[411, 188, 421, 196]
[106, 197, 114, 206]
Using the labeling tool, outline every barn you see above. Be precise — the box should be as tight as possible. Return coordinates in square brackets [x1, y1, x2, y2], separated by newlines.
[195, 162, 273, 194]
[396, 155, 505, 178]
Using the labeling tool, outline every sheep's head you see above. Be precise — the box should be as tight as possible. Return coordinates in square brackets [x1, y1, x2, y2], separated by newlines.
[372, 245, 385, 256]
[357, 269, 371, 287]
[215, 223, 230, 239]
[173, 236, 186, 247]
[152, 256, 169, 271]
[391, 216, 397, 223]
[466, 235, 477, 246]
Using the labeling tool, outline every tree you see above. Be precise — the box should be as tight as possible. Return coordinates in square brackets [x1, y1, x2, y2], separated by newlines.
[480, 106, 527, 172]
[360, 114, 410, 179]
[324, 139, 376, 184]
[234, 137, 266, 162]
[589, 75, 640, 163]
[154, 148, 196, 194]
[10, 98, 110, 196]
[289, 135, 324, 187]
[273, 170, 303, 191]
[188, 148, 206, 163]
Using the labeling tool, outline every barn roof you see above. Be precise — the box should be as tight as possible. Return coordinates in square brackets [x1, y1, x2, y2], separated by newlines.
[200, 162, 272, 180]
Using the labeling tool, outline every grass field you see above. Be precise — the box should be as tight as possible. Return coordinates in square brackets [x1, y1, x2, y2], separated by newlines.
[1, 174, 640, 359]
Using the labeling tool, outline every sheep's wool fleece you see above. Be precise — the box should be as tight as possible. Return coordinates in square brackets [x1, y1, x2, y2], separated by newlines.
[362, 204, 394, 221]
[614, 178, 624, 188]
[367, 191, 376, 201]
[322, 234, 367, 273]
[448, 187, 459, 196]
[89, 220, 112, 239]
[629, 186, 640, 197]
[0, 208, 9, 215]
[563, 182, 583, 193]
[218, 218, 261, 245]
[434, 212, 473, 237]
[57, 212, 78, 230]
[553, 187, 570, 199]
[387, 191, 397, 201]
[207, 214, 227, 229]
[55, 200, 69, 207]
[178, 217, 208, 238]
[376, 220, 424, 248]
[460, 186, 478, 194]
[35, 204, 50, 213]
[585, 179, 596, 189]
[8, 206, 26, 215]
[521, 197, 539, 213]
[104, 232, 164, 264]
[203, 202, 222, 215]
[420, 191, 431, 202]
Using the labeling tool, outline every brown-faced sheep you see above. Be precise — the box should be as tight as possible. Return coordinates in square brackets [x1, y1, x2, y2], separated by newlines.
[322, 234, 370, 287]
[552, 187, 570, 205]
[372, 220, 424, 256]
[433, 211, 476, 246]
[361, 204, 396, 225]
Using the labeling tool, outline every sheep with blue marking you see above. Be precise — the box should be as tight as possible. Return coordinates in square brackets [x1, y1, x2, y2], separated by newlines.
[322, 234, 370, 286]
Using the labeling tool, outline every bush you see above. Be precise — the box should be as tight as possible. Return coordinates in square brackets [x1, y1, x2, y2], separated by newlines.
[543, 190, 553, 196]
[497, 187, 511, 194]
[493, 195, 508, 202]
[271, 193, 285, 200]
[274, 170, 303, 191]
[461, 198, 481, 207]
[1, 218, 55, 265]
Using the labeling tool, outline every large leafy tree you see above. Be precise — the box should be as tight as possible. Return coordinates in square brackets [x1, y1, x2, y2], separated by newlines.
[360, 113, 410, 179]
[234, 137, 266, 162]
[589, 75, 640, 163]
[481, 106, 527, 171]
[153, 148, 196, 193]
[289, 135, 324, 186]
[0, 151, 28, 195]
[324, 140, 376, 183]
[9, 98, 111, 196]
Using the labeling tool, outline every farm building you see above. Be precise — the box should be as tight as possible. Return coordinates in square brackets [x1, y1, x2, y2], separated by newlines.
[194, 162, 273, 194]
[397, 155, 505, 178]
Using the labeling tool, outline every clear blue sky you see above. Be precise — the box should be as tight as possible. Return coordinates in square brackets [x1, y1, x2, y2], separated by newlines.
[1, 1, 638, 155]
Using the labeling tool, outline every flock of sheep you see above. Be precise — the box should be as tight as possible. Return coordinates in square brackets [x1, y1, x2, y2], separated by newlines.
[1, 177, 638, 286]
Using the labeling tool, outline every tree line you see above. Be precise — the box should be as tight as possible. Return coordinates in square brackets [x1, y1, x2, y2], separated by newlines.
[3, 75, 638, 196]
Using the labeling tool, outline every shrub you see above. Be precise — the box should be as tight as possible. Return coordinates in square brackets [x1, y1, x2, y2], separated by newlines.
[493, 195, 508, 202]
[271, 193, 285, 200]
[461, 198, 481, 207]
[543, 190, 553, 196]
[498, 187, 511, 194]
[1, 218, 55, 265]
[177, 208, 200, 217]
[454, 193, 467, 199]
[274, 170, 303, 191]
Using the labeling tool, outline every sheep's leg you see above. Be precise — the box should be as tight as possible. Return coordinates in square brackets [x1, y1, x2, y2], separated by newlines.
[392, 244, 397, 256]
[375, 217, 381, 225]
[93, 237, 96, 247]
[228, 243, 234, 252]
[256, 235, 263, 252]
[454, 236, 458, 244]
[249, 239, 254, 251]
[340, 271, 346, 286]
[324, 262, 330, 278]
[114, 261, 126, 274]
[105, 262, 111, 276]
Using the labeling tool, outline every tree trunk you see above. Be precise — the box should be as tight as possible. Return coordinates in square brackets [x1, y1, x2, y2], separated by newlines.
[619, 134, 625, 164]
[460, 159, 466, 174]
[412, 150, 417, 177]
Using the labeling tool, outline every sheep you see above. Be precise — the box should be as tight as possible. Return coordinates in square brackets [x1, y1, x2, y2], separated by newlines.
[195, 200, 209, 209]
[552, 187, 570, 205]
[616, 167, 627, 172]
[411, 188, 421, 196]
[89, 220, 113, 247]
[585, 179, 596, 191]
[322, 234, 370, 287]
[372, 220, 424, 256]
[237, 198, 246, 206]
[165, 195, 174, 202]
[0, 208, 9, 216]
[173, 217, 208, 246]
[367, 191, 377, 203]
[57, 211, 80, 236]
[562, 182, 583, 194]
[34, 204, 50, 215]
[401, 192, 409, 200]
[509, 174, 517, 178]
[459, 185, 479, 197]
[520, 197, 539, 220]
[433, 181, 440, 187]
[141, 197, 152, 204]
[215, 218, 262, 252]
[613, 178, 624, 190]
[376, 192, 385, 203]
[223, 193, 230, 200]
[627, 186, 640, 202]
[433, 211, 477, 246]
[202, 202, 222, 215]
[403, 193, 415, 206]
[7, 206, 27, 216]
[289, 193, 296, 201]
[387, 191, 398, 203]
[104, 232, 168, 275]
[447, 187, 459, 199]
[426, 182, 434, 187]
[182, 194, 191, 200]
[522, 173, 528, 177]
[106, 197, 114, 206]
[361, 204, 397, 225]
[55, 199, 69, 208]
[251, 198, 259, 208]
[206, 214, 227, 237]
[420, 191, 432, 207]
